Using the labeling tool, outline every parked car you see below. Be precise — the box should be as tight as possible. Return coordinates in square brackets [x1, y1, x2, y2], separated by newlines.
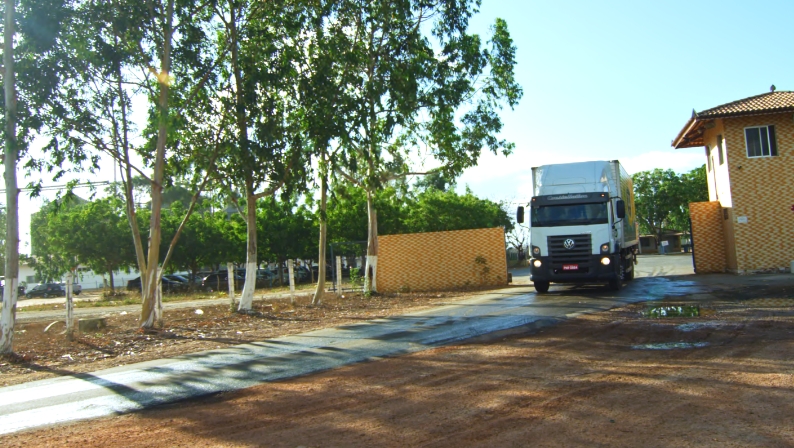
[59, 282, 82, 295]
[201, 271, 244, 292]
[0, 277, 25, 300]
[275, 265, 310, 283]
[311, 264, 334, 281]
[163, 274, 190, 285]
[126, 277, 141, 291]
[25, 283, 66, 299]
[233, 268, 276, 288]
[257, 269, 277, 285]
[126, 276, 188, 293]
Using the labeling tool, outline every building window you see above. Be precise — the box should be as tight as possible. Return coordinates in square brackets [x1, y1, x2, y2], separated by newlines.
[716, 134, 724, 165]
[705, 146, 711, 171]
[745, 125, 778, 157]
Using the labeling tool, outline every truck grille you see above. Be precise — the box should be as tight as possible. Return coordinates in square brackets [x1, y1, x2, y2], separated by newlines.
[547, 234, 592, 273]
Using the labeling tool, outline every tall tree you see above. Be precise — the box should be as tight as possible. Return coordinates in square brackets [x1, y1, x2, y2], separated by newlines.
[297, 2, 352, 305]
[632, 166, 707, 244]
[57, 0, 222, 328]
[331, 0, 522, 294]
[2, 0, 75, 353]
[2, 0, 20, 353]
[671, 165, 708, 231]
[210, 0, 311, 312]
[633, 168, 680, 244]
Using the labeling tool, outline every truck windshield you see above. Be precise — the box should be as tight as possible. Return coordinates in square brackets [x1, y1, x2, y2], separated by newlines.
[531, 203, 609, 227]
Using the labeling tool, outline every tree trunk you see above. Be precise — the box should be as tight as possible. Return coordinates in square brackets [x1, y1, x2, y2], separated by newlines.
[238, 189, 258, 311]
[66, 272, 74, 341]
[140, 0, 174, 329]
[363, 191, 378, 294]
[109, 270, 116, 293]
[154, 267, 163, 327]
[228, 3, 257, 312]
[227, 261, 236, 308]
[1, 0, 20, 354]
[312, 155, 328, 306]
[115, 43, 147, 286]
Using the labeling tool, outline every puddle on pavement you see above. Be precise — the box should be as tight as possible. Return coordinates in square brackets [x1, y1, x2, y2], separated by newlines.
[632, 342, 710, 350]
[644, 305, 699, 318]
[677, 321, 729, 332]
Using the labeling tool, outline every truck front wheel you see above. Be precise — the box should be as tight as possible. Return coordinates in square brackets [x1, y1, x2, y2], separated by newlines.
[609, 263, 624, 291]
[533, 281, 550, 293]
[625, 264, 635, 281]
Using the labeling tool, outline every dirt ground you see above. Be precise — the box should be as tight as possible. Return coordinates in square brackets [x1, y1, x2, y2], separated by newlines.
[2, 282, 794, 447]
[0, 290, 476, 387]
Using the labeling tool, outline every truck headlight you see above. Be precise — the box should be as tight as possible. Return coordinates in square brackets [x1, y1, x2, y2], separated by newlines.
[600, 257, 611, 266]
[533, 259, 542, 268]
[532, 246, 540, 256]
[600, 243, 610, 254]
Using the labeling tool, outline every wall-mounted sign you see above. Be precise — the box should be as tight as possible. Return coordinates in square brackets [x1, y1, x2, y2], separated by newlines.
[737, 216, 748, 224]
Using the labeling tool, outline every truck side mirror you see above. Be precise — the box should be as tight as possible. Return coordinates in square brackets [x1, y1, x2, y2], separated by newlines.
[616, 200, 626, 219]
[517, 206, 525, 224]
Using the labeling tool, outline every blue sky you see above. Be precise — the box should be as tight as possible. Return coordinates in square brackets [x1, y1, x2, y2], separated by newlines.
[456, 0, 794, 202]
[17, 0, 794, 249]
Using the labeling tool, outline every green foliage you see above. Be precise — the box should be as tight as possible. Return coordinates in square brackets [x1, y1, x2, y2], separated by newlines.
[28, 196, 136, 283]
[29, 198, 84, 281]
[326, 0, 522, 190]
[1, 0, 81, 169]
[632, 165, 708, 240]
[349, 267, 362, 288]
[327, 181, 512, 240]
[414, 171, 457, 193]
[210, 0, 312, 201]
[159, 202, 240, 277]
[402, 188, 513, 234]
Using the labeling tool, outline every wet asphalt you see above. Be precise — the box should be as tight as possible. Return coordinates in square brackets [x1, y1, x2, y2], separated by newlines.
[0, 255, 734, 435]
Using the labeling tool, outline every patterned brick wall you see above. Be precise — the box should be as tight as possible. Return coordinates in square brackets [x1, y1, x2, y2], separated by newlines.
[378, 227, 508, 293]
[690, 201, 726, 273]
[721, 113, 794, 273]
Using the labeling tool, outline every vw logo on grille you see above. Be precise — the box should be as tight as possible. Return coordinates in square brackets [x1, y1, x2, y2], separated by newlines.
[563, 239, 576, 250]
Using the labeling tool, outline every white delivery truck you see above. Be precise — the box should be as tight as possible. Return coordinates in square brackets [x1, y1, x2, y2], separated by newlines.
[517, 160, 639, 292]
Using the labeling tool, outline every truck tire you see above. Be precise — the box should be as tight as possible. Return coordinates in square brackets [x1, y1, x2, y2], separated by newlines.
[609, 264, 624, 291]
[533, 281, 550, 293]
[625, 264, 635, 281]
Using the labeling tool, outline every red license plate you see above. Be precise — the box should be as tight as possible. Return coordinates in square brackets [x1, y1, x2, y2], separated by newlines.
[562, 264, 579, 271]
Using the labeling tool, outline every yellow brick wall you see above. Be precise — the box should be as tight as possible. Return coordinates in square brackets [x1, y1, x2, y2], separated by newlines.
[721, 113, 794, 273]
[690, 201, 726, 273]
[378, 227, 508, 293]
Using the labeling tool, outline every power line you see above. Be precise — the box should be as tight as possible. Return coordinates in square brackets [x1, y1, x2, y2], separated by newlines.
[0, 181, 110, 194]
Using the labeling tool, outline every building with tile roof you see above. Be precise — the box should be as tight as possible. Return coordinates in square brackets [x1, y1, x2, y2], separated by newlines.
[672, 90, 794, 274]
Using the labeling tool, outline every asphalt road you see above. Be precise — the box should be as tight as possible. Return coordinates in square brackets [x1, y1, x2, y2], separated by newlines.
[0, 254, 701, 435]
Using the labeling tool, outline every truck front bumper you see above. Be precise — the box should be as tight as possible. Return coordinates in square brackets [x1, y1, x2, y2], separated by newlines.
[529, 254, 618, 283]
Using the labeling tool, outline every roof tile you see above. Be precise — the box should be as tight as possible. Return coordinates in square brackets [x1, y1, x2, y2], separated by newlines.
[697, 91, 794, 118]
